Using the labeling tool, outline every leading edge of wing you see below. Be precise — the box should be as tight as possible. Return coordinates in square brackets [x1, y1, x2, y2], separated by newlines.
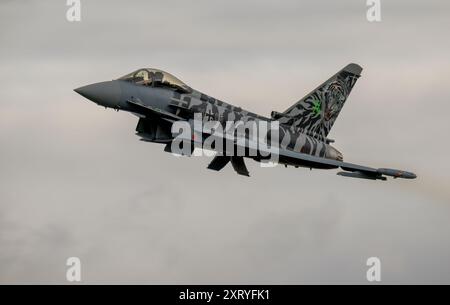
[278, 148, 416, 180]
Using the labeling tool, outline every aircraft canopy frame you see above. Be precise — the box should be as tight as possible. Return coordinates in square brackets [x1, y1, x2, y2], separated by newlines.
[118, 68, 191, 93]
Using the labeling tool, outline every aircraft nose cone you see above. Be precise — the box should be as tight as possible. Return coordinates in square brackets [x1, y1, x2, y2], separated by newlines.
[74, 81, 121, 108]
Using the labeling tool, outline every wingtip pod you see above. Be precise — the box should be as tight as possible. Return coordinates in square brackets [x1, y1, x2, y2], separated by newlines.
[337, 169, 417, 181]
[377, 168, 417, 179]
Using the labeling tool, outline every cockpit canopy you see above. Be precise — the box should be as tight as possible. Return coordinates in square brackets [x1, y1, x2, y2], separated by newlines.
[118, 68, 192, 93]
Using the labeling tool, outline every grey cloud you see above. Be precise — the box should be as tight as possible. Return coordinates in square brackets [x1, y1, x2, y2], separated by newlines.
[0, 0, 450, 284]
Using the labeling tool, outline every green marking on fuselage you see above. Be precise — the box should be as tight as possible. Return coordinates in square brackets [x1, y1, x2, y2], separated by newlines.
[312, 99, 321, 115]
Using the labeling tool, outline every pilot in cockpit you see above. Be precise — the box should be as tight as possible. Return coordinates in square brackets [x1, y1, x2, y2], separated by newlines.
[118, 68, 192, 93]
[134, 70, 152, 86]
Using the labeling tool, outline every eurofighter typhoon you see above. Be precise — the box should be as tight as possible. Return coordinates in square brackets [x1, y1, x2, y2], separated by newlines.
[74, 63, 416, 180]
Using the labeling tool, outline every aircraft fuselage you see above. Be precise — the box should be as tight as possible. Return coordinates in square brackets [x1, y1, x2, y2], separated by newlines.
[76, 79, 342, 170]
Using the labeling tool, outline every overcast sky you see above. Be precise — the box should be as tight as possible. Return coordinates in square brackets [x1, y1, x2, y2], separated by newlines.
[1, 0, 449, 284]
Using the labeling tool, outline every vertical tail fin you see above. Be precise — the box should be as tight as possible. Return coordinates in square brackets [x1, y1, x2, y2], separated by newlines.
[275, 63, 362, 140]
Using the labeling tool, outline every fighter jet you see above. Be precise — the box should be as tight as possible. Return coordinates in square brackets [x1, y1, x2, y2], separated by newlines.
[74, 63, 416, 180]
